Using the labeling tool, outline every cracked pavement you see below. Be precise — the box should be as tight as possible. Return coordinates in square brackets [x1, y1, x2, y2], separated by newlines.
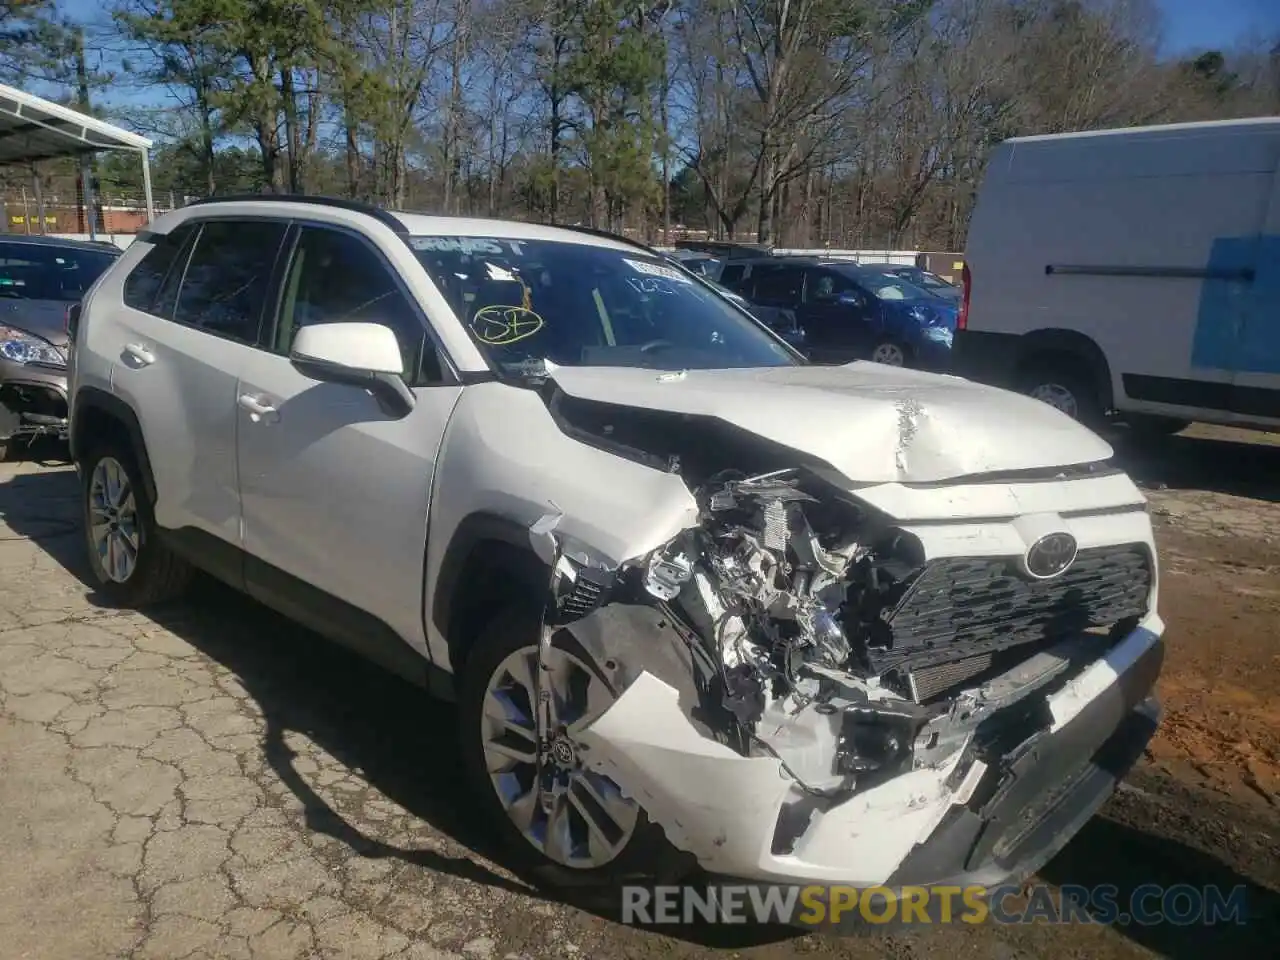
[0, 433, 1276, 960]
[0, 459, 557, 960]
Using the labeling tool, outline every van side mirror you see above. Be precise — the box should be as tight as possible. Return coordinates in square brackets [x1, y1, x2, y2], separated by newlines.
[290, 321, 416, 417]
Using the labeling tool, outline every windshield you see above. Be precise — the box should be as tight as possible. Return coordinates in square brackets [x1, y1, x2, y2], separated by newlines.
[911, 270, 954, 290]
[0, 245, 118, 301]
[410, 236, 798, 372]
[858, 274, 934, 301]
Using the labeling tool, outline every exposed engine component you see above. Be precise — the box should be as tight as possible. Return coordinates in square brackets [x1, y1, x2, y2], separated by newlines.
[634, 467, 1154, 800]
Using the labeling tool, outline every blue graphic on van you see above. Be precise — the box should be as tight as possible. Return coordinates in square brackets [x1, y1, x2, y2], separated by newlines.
[1191, 234, 1280, 374]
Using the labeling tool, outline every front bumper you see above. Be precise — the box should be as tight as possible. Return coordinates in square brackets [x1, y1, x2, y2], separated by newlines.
[0, 360, 69, 442]
[577, 614, 1163, 888]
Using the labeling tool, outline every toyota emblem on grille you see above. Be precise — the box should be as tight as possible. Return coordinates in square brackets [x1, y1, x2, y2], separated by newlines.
[1023, 532, 1078, 579]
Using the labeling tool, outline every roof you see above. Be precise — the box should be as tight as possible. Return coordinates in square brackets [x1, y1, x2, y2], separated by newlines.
[391, 213, 649, 252]
[1006, 116, 1280, 146]
[160, 195, 658, 253]
[0, 83, 152, 165]
[0, 232, 122, 254]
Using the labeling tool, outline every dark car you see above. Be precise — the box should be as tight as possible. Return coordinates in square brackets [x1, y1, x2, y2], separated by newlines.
[722, 258, 958, 369]
[870, 264, 961, 302]
[707, 278, 807, 353]
[0, 235, 121, 458]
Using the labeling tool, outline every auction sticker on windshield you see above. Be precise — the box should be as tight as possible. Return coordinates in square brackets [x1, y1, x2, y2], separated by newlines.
[623, 258, 691, 283]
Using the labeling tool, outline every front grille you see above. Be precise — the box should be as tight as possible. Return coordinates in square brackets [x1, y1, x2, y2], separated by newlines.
[871, 544, 1152, 674]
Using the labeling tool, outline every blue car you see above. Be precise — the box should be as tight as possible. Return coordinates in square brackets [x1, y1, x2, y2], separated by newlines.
[723, 258, 957, 370]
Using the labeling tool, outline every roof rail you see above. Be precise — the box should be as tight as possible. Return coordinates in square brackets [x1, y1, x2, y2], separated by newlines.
[183, 193, 408, 235]
[556, 223, 657, 254]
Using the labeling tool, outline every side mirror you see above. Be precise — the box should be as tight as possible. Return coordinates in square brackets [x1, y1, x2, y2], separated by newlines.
[290, 321, 416, 417]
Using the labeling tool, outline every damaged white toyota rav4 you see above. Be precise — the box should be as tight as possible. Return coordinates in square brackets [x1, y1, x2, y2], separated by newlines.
[67, 196, 1163, 896]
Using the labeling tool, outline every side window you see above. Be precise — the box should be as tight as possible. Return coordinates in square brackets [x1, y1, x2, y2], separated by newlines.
[805, 269, 850, 302]
[753, 265, 803, 304]
[122, 223, 197, 315]
[173, 219, 287, 343]
[718, 263, 746, 290]
[274, 226, 441, 385]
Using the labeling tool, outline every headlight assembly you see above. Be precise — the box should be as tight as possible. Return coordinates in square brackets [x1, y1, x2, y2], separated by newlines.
[0, 325, 66, 366]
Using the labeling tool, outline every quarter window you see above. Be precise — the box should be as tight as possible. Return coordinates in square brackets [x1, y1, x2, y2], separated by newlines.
[173, 219, 287, 342]
[122, 223, 196, 315]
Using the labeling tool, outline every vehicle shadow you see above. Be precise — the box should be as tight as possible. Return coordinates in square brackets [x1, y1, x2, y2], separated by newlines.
[1039, 808, 1280, 956]
[0, 466, 795, 950]
[1108, 427, 1280, 503]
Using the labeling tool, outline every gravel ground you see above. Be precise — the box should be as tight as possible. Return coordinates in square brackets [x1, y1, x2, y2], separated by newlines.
[0, 425, 1277, 959]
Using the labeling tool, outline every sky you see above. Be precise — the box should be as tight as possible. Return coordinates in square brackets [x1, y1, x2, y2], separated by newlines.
[55, 0, 1280, 115]
[1156, 0, 1280, 54]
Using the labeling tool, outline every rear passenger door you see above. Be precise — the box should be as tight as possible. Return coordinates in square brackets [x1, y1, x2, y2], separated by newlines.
[111, 217, 288, 545]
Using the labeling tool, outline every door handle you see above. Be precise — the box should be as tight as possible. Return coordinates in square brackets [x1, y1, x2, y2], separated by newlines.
[123, 342, 155, 366]
[237, 393, 279, 423]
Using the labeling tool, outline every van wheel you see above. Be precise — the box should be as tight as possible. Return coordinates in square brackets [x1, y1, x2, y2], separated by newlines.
[81, 439, 193, 606]
[1018, 361, 1103, 426]
[457, 604, 686, 890]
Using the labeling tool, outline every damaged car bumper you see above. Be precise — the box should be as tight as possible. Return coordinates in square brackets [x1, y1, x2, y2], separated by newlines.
[0, 361, 69, 443]
[576, 612, 1163, 888]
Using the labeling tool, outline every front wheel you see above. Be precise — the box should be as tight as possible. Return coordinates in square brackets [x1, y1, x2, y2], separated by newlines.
[457, 605, 685, 888]
[81, 440, 193, 606]
[869, 339, 908, 367]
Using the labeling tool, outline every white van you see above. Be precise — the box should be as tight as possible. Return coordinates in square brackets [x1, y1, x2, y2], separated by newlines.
[953, 117, 1280, 434]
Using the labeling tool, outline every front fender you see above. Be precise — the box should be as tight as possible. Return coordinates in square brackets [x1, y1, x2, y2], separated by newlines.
[423, 382, 699, 667]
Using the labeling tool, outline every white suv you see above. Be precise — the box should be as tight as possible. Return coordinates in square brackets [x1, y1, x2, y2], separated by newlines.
[67, 196, 1165, 897]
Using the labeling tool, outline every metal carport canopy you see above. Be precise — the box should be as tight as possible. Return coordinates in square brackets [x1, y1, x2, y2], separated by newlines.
[0, 82, 155, 221]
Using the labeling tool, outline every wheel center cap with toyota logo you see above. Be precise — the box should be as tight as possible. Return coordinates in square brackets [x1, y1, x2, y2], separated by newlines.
[1022, 532, 1078, 579]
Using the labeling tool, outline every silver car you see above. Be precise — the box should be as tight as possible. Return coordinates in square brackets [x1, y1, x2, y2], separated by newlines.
[0, 235, 120, 459]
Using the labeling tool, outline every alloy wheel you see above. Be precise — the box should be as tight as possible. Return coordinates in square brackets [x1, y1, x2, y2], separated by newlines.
[88, 456, 140, 583]
[871, 341, 906, 366]
[480, 643, 639, 869]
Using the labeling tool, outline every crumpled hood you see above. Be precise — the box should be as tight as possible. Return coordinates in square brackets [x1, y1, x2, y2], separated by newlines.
[546, 362, 1114, 484]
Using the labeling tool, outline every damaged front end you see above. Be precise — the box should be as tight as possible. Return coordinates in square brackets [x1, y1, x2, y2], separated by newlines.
[529, 463, 1163, 887]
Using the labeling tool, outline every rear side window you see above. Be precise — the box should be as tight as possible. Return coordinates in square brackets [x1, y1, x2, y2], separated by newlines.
[752, 265, 803, 303]
[718, 263, 746, 289]
[0, 241, 118, 301]
[174, 219, 288, 343]
[123, 224, 196, 315]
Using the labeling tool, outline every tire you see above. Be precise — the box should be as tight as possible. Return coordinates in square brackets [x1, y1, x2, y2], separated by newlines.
[869, 338, 909, 367]
[1017, 360, 1105, 427]
[81, 437, 193, 606]
[1126, 414, 1190, 438]
[457, 604, 687, 890]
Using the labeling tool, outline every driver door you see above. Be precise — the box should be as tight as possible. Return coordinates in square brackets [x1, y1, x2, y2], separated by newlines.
[798, 268, 872, 363]
[235, 222, 463, 655]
